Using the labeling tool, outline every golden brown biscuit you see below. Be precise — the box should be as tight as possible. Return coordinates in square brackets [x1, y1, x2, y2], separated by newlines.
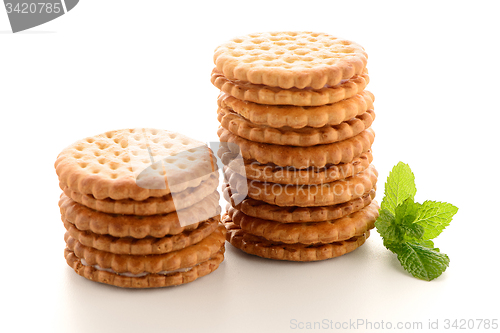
[64, 224, 226, 275]
[211, 69, 369, 107]
[218, 106, 375, 146]
[218, 127, 375, 168]
[61, 173, 219, 215]
[63, 217, 220, 255]
[59, 193, 220, 238]
[55, 128, 217, 201]
[224, 165, 378, 207]
[64, 248, 224, 288]
[228, 201, 378, 244]
[224, 184, 375, 223]
[218, 145, 373, 185]
[224, 215, 369, 261]
[213, 32, 367, 89]
[217, 90, 373, 128]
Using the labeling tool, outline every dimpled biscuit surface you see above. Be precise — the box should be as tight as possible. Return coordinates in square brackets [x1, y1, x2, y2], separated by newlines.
[214, 31, 367, 89]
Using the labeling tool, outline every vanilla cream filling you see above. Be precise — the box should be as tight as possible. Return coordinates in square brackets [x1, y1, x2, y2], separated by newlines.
[80, 258, 195, 278]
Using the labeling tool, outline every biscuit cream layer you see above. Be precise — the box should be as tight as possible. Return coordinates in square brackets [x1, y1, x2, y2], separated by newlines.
[80, 258, 195, 278]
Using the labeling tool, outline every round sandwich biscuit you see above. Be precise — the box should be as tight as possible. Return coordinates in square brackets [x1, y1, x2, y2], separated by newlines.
[211, 69, 369, 107]
[218, 145, 373, 185]
[224, 185, 375, 223]
[61, 173, 219, 215]
[218, 106, 375, 146]
[224, 165, 378, 207]
[55, 128, 218, 201]
[217, 90, 373, 129]
[228, 201, 378, 245]
[213, 31, 367, 89]
[218, 127, 375, 168]
[224, 215, 369, 261]
[59, 191, 220, 238]
[62, 216, 220, 255]
[64, 247, 225, 288]
[64, 224, 226, 275]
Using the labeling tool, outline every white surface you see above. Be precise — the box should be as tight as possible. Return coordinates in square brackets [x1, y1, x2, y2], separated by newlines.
[1, 1, 499, 332]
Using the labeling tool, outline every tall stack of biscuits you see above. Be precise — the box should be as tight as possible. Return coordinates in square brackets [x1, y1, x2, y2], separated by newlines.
[55, 128, 225, 288]
[212, 32, 379, 261]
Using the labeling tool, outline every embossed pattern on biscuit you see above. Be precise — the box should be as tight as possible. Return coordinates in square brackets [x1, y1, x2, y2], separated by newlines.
[213, 32, 367, 89]
[55, 128, 218, 201]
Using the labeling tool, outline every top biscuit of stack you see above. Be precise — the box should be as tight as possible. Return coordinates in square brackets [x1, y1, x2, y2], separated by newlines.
[213, 31, 367, 90]
[55, 128, 217, 201]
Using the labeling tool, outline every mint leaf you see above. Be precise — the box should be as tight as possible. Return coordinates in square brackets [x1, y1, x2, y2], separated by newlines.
[374, 209, 395, 238]
[401, 221, 425, 240]
[376, 198, 424, 249]
[415, 239, 436, 249]
[374, 209, 401, 250]
[381, 162, 416, 214]
[395, 197, 420, 225]
[414, 200, 459, 240]
[395, 242, 450, 281]
[375, 162, 458, 281]
[395, 198, 424, 240]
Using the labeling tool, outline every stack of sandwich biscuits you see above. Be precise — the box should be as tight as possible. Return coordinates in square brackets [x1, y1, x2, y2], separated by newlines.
[55, 128, 224, 288]
[212, 31, 379, 261]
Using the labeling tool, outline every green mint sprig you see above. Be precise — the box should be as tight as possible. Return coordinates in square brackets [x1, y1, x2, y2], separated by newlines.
[375, 162, 458, 281]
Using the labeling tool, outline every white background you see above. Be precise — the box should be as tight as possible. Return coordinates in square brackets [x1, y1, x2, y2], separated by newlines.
[1, 1, 499, 332]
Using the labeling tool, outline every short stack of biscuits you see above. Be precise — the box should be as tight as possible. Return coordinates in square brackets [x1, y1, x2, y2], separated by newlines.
[211, 31, 379, 261]
[55, 128, 225, 288]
